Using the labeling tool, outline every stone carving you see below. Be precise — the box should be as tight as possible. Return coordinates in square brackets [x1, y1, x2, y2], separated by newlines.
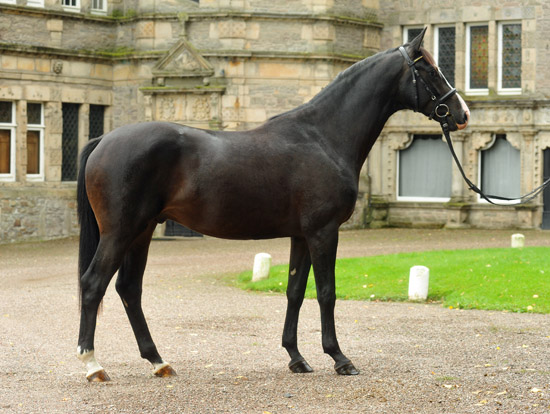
[164, 49, 201, 72]
[388, 132, 413, 150]
[159, 97, 175, 121]
[218, 20, 246, 39]
[153, 38, 214, 77]
[52, 61, 63, 74]
[191, 96, 210, 121]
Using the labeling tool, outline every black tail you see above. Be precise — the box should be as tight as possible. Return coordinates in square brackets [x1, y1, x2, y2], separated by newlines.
[77, 137, 103, 294]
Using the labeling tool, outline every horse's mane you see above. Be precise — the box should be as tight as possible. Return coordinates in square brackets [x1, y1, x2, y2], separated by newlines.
[267, 47, 398, 122]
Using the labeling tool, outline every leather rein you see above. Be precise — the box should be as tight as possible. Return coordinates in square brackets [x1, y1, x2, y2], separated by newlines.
[399, 46, 550, 206]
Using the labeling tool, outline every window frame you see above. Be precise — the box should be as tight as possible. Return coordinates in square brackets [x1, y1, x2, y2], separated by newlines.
[26, 102, 45, 182]
[61, 0, 80, 12]
[91, 0, 107, 15]
[497, 21, 522, 95]
[27, 0, 44, 7]
[0, 101, 16, 182]
[396, 134, 453, 203]
[477, 134, 521, 204]
[465, 23, 490, 96]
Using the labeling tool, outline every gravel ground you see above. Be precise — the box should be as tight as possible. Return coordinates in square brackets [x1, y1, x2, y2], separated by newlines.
[1, 228, 550, 413]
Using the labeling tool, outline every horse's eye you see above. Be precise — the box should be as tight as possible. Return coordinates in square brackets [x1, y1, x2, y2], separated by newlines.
[429, 69, 437, 78]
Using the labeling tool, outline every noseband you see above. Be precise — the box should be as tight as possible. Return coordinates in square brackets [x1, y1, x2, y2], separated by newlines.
[398, 46, 456, 122]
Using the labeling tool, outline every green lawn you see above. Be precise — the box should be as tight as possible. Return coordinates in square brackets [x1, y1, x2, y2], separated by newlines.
[236, 247, 550, 313]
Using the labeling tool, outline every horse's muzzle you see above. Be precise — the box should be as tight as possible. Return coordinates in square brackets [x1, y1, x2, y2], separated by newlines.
[456, 94, 470, 130]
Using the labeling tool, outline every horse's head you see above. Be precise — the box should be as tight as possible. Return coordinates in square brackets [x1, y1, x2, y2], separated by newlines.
[397, 27, 469, 132]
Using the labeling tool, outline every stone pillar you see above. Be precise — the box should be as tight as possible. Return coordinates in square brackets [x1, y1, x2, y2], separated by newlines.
[521, 129, 536, 195]
[45, 101, 62, 182]
[78, 103, 90, 155]
[449, 132, 467, 202]
[454, 22, 466, 92]
[15, 99, 27, 182]
[487, 20, 498, 92]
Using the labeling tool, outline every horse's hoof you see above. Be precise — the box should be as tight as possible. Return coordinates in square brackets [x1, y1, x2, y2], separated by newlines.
[154, 363, 177, 378]
[87, 369, 111, 382]
[288, 358, 313, 373]
[335, 361, 359, 375]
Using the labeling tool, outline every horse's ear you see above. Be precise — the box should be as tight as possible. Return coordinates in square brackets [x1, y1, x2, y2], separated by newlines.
[408, 27, 427, 52]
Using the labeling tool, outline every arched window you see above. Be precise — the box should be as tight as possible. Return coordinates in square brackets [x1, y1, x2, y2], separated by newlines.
[480, 134, 520, 201]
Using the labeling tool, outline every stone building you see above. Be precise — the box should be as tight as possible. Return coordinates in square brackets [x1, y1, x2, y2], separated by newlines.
[0, 0, 548, 243]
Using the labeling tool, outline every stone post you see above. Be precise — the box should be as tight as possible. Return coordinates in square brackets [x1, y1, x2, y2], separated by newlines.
[252, 253, 271, 282]
[408, 266, 429, 301]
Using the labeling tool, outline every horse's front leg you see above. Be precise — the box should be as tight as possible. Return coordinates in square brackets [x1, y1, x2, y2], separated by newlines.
[307, 227, 359, 375]
[282, 236, 313, 373]
[115, 225, 176, 378]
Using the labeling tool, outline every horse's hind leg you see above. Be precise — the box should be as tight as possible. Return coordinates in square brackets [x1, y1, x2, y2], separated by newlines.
[77, 234, 128, 382]
[115, 223, 176, 378]
[282, 236, 313, 373]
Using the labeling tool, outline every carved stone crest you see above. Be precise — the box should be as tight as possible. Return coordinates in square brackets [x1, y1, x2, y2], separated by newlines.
[52, 60, 63, 74]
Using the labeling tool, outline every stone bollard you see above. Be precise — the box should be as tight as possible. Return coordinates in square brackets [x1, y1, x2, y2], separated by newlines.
[252, 253, 272, 282]
[408, 265, 430, 301]
[511, 233, 525, 248]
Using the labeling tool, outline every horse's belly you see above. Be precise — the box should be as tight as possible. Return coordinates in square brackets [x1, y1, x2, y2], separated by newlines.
[162, 193, 298, 240]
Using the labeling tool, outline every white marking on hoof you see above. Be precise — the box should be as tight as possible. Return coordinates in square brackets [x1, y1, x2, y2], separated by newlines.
[77, 346, 105, 378]
[153, 361, 177, 377]
[152, 361, 170, 374]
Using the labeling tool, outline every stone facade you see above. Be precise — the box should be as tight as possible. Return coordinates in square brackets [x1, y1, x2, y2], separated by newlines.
[0, 0, 549, 243]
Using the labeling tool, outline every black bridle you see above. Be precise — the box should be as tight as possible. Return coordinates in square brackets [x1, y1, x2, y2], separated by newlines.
[399, 46, 550, 206]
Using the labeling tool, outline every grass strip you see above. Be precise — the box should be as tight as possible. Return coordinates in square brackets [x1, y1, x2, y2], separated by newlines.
[236, 247, 550, 313]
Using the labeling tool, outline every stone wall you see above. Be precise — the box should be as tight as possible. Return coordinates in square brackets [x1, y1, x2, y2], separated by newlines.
[0, 186, 77, 242]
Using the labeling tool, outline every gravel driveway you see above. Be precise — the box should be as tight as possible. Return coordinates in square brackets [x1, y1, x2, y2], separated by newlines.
[1, 228, 550, 413]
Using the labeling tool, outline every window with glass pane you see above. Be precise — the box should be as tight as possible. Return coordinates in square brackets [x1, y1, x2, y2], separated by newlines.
[0, 101, 12, 123]
[501, 23, 521, 89]
[0, 129, 11, 174]
[469, 25, 489, 89]
[0, 101, 14, 177]
[62, 0, 77, 6]
[92, 0, 103, 8]
[27, 131, 40, 175]
[481, 135, 520, 199]
[27, 103, 43, 178]
[27, 103, 42, 125]
[89, 105, 105, 139]
[398, 135, 452, 199]
[62, 103, 79, 181]
[437, 27, 455, 86]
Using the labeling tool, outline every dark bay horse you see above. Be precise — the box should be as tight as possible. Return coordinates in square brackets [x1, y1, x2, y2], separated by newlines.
[77, 28, 469, 381]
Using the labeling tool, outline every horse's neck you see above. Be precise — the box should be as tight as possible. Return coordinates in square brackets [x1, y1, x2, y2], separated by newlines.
[306, 53, 402, 176]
